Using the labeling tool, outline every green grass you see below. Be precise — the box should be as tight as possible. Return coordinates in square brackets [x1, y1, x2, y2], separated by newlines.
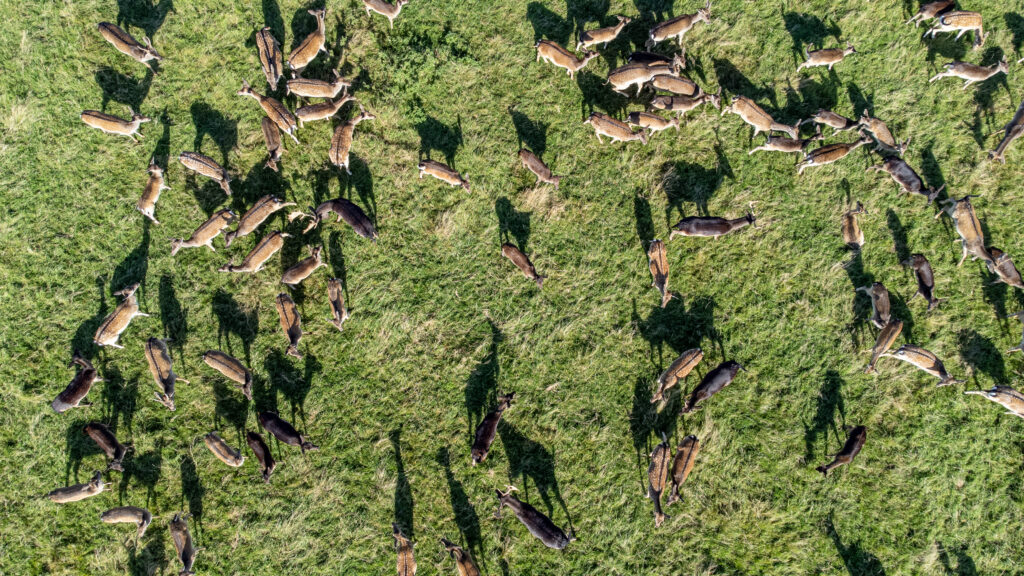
[2, 0, 1024, 574]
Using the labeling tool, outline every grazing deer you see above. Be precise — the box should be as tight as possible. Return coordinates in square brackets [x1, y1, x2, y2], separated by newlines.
[145, 337, 188, 411]
[81, 110, 150, 142]
[906, 1, 955, 27]
[97, 22, 162, 71]
[226, 195, 296, 247]
[84, 422, 130, 471]
[796, 44, 856, 72]
[627, 111, 679, 136]
[393, 524, 416, 576]
[607, 62, 675, 96]
[649, 74, 700, 96]
[670, 213, 754, 239]
[796, 135, 872, 175]
[651, 348, 703, 403]
[170, 209, 235, 255]
[578, 15, 632, 51]
[748, 130, 823, 155]
[288, 8, 328, 75]
[329, 106, 375, 174]
[295, 92, 356, 127]
[799, 109, 858, 132]
[650, 91, 721, 116]
[816, 426, 866, 476]
[295, 198, 378, 240]
[261, 117, 283, 172]
[929, 59, 1007, 89]
[881, 345, 961, 386]
[203, 350, 253, 401]
[441, 538, 481, 576]
[204, 431, 245, 467]
[418, 159, 470, 191]
[258, 411, 319, 452]
[584, 112, 648, 144]
[281, 245, 326, 287]
[859, 111, 909, 155]
[238, 81, 299, 142]
[990, 99, 1024, 163]
[682, 360, 743, 413]
[647, 239, 673, 308]
[903, 254, 942, 310]
[666, 435, 700, 505]
[502, 243, 546, 287]
[47, 470, 105, 503]
[934, 195, 992, 266]
[535, 40, 598, 79]
[925, 11, 986, 48]
[101, 506, 152, 540]
[178, 152, 232, 195]
[218, 231, 290, 273]
[986, 247, 1024, 289]
[363, 0, 409, 29]
[866, 157, 942, 203]
[841, 202, 865, 250]
[471, 393, 514, 465]
[866, 319, 903, 373]
[255, 27, 284, 91]
[327, 278, 350, 331]
[646, 433, 671, 527]
[275, 293, 304, 359]
[964, 386, 1024, 418]
[94, 283, 148, 348]
[496, 486, 574, 548]
[518, 149, 561, 188]
[137, 158, 168, 224]
[856, 282, 891, 330]
[170, 513, 202, 576]
[52, 352, 101, 413]
[647, 1, 711, 49]
[246, 431, 276, 483]
[722, 96, 798, 138]
[287, 70, 351, 98]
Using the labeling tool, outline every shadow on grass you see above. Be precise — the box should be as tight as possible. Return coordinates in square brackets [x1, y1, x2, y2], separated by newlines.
[212, 289, 258, 366]
[436, 446, 483, 568]
[527, 1, 572, 45]
[111, 220, 151, 302]
[509, 107, 549, 158]
[782, 11, 842, 66]
[886, 209, 911, 265]
[95, 68, 153, 114]
[101, 364, 139, 436]
[969, 47, 1012, 149]
[65, 418, 103, 484]
[266, 349, 310, 425]
[634, 192, 655, 254]
[416, 113, 463, 168]
[119, 441, 163, 507]
[179, 452, 204, 530]
[158, 274, 187, 364]
[936, 541, 979, 576]
[128, 526, 167, 576]
[825, 515, 886, 575]
[190, 102, 237, 167]
[496, 197, 531, 253]
[958, 328, 1008, 385]
[464, 320, 503, 442]
[660, 149, 732, 223]
[576, 70, 628, 119]
[212, 380, 249, 443]
[497, 422, 572, 532]
[802, 370, 844, 462]
[71, 276, 109, 360]
[262, 0, 286, 42]
[391, 428, 414, 539]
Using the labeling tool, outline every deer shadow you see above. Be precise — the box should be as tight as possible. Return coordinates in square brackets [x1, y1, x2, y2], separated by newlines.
[184, 173, 225, 217]
[496, 197, 531, 254]
[212, 380, 249, 444]
[101, 364, 139, 437]
[509, 107, 549, 159]
[116, 0, 174, 41]
[567, 0, 611, 42]
[713, 57, 775, 106]
[151, 110, 172, 171]
[212, 289, 258, 365]
[179, 453, 204, 530]
[628, 375, 683, 471]
[886, 209, 911, 265]
[843, 251, 874, 349]
[262, 0, 286, 42]
[190, 102, 237, 167]
[920, 141, 947, 196]
[825, 515, 886, 576]
[1006, 13, 1024, 54]
[233, 162, 291, 217]
[158, 274, 187, 362]
[497, 422, 573, 531]
[660, 158, 725, 223]
[527, 1, 572, 45]
[464, 320, 503, 442]
[436, 447, 483, 567]
[118, 442, 163, 507]
[981, 265, 1009, 320]
[576, 70, 628, 119]
[95, 68, 153, 114]
[922, 26, 970, 64]
[633, 295, 724, 371]
[65, 417, 104, 484]
[782, 12, 842, 66]
[327, 231, 350, 305]
[111, 220, 151, 302]
[802, 370, 845, 462]
[71, 276, 109, 360]
[846, 82, 874, 117]
[266, 349, 310, 426]
[416, 114, 463, 168]
[634, 192, 655, 255]
[958, 328, 1008, 385]
[391, 428, 415, 539]
[251, 373, 277, 414]
[970, 47, 1012, 149]
[128, 527, 167, 576]
[788, 78, 839, 120]
[936, 541, 979, 576]
[633, 0, 674, 21]
[347, 152, 376, 226]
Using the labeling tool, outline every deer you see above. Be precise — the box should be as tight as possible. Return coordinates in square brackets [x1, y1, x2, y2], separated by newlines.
[238, 80, 299, 142]
[929, 59, 1007, 89]
[255, 27, 283, 91]
[94, 283, 148, 348]
[647, 1, 711, 49]
[97, 22, 162, 71]
[578, 15, 632, 51]
[796, 44, 856, 72]
[722, 96, 798, 138]
[535, 40, 598, 79]
[363, 0, 410, 29]
[288, 8, 328, 75]
[81, 109, 149, 142]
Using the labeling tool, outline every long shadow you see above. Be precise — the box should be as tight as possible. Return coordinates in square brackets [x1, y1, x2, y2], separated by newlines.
[566, 0, 611, 43]
[251, 374, 276, 414]
[888, 291, 915, 343]
[958, 329, 1008, 385]
[65, 417, 103, 484]
[158, 274, 187, 364]
[327, 231, 349, 305]
[970, 47, 1012, 149]
[289, 4, 325, 52]
[633, 0, 673, 21]
[212, 289, 258, 365]
[509, 107, 549, 159]
[981, 265, 1009, 320]
[802, 371, 844, 462]
[497, 422, 572, 530]
[661, 159, 724, 222]
[628, 375, 682, 468]
[495, 197, 531, 254]
[464, 321, 503, 441]
[111, 220, 151, 302]
[713, 58, 774, 105]
[151, 110, 172, 171]
[116, 0, 174, 41]
[190, 102, 237, 167]
[212, 380, 249, 443]
[937, 542, 979, 576]
[791, 77, 839, 119]
[391, 428, 414, 539]
[347, 152, 376, 226]
[416, 115, 463, 168]
[95, 68, 153, 113]
[576, 70, 628, 119]
[825, 516, 886, 575]
[234, 161, 290, 217]
[1007, 13, 1024, 55]
[920, 142, 946, 199]
[266, 349, 309, 425]
[101, 364, 139, 436]
[179, 452, 204, 530]
[436, 447, 483, 566]
[262, 0, 286, 42]
[886, 209, 910, 265]
[119, 442, 163, 507]
[922, 27, 969, 64]
[783, 12, 842, 65]
[634, 193, 655, 252]
[128, 527, 167, 576]
[71, 276, 109, 360]
[184, 173, 225, 217]
[527, 1, 572, 45]
[634, 294, 723, 369]
[847, 82, 874, 117]
[843, 252, 874, 349]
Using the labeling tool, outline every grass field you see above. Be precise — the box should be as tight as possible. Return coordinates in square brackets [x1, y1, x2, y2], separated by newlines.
[2, 0, 1024, 574]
